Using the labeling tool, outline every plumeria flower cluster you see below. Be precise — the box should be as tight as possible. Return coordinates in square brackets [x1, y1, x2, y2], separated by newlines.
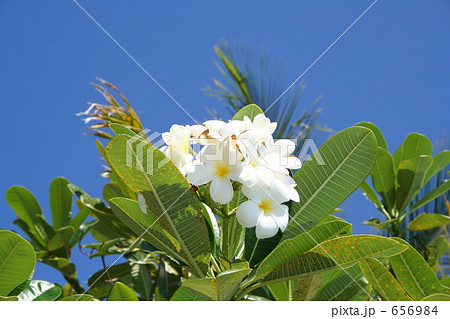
[160, 114, 301, 239]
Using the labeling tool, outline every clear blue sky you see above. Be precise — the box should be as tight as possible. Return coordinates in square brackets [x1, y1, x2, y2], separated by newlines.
[1, 0, 449, 288]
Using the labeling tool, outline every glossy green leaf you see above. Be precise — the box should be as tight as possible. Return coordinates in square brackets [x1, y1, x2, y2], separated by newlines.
[49, 177, 72, 230]
[313, 264, 366, 301]
[258, 235, 407, 287]
[284, 127, 377, 239]
[245, 227, 282, 267]
[359, 180, 383, 211]
[109, 197, 186, 263]
[16, 280, 62, 301]
[359, 258, 411, 301]
[103, 182, 124, 203]
[170, 286, 207, 301]
[231, 104, 263, 121]
[362, 218, 395, 230]
[109, 123, 137, 137]
[107, 282, 139, 301]
[355, 122, 388, 150]
[291, 276, 321, 301]
[389, 238, 450, 300]
[47, 226, 74, 256]
[40, 257, 76, 278]
[406, 179, 450, 215]
[5, 186, 51, 246]
[0, 230, 36, 296]
[59, 294, 95, 301]
[396, 156, 433, 213]
[183, 268, 251, 300]
[423, 150, 450, 184]
[131, 262, 151, 301]
[371, 147, 396, 214]
[87, 263, 133, 300]
[408, 213, 450, 231]
[251, 217, 351, 282]
[106, 134, 210, 277]
[399, 133, 433, 162]
[68, 184, 129, 238]
[0, 296, 18, 301]
[427, 235, 448, 267]
[421, 293, 450, 301]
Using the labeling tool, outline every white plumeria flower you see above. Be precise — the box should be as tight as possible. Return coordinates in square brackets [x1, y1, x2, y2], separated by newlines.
[160, 124, 205, 175]
[262, 138, 302, 171]
[236, 183, 289, 239]
[186, 138, 257, 204]
[239, 114, 277, 144]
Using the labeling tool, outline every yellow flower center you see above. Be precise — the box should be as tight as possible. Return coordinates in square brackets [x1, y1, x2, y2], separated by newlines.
[259, 199, 273, 215]
[215, 163, 230, 178]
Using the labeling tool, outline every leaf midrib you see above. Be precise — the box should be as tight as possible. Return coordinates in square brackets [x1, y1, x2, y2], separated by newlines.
[125, 139, 204, 276]
[289, 130, 373, 228]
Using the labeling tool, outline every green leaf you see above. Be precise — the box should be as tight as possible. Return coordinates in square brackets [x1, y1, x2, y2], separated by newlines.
[257, 235, 407, 287]
[16, 280, 62, 301]
[182, 268, 251, 301]
[231, 104, 263, 121]
[103, 182, 124, 203]
[423, 150, 450, 184]
[40, 257, 76, 278]
[389, 238, 450, 300]
[291, 275, 321, 301]
[408, 213, 450, 231]
[396, 156, 433, 213]
[370, 147, 396, 214]
[284, 127, 377, 239]
[399, 133, 433, 162]
[47, 226, 74, 257]
[109, 197, 186, 263]
[131, 262, 151, 301]
[359, 258, 412, 301]
[406, 179, 450, 215]
[170, 286, 207, 301]
[427, 235, 448, 267]
[359, 180, 383, 211]
[5, 186, 51, 246]
[244, 227, 282, 267]
[362, 218, 395, 230]
[313, 264, 365, 301]
[0, 296, 18, 301]
[107, 282, 139, 301]
[59, 294, 96, 301]
[49, 177, 73, 230]
[421, 293, 450, 301]
[87, 263, 133, 300]
[0, 230, 36, 296]
[69, 206, 90, 233]
[251, 217, 351, 282]
[106, 134, 211, 277]
[354, 122, 388, 151]
[109, 123, 137, 137]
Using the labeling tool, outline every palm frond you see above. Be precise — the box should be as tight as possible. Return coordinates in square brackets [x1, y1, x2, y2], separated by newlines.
[203, 39, 330, 147]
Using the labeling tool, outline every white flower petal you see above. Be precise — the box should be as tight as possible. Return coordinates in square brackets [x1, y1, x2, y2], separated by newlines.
[255, 214, 279, 239]
[270, 178, 300, 203]
[137, 193, 147, 214]
[271, 204, 289, 232]
[255, 167, 274, 187]
[285, 155, 302, 169]
[210, 177, 234, 204]
[236, 200, 262, 228]
[273, 139, 296, 156]
[186, 164, 215, 185]
[242, 182, 268, 203]
[198, 143, 221, 165]
[228, 163, 257, 187]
